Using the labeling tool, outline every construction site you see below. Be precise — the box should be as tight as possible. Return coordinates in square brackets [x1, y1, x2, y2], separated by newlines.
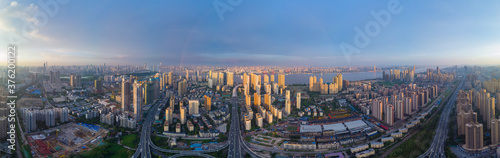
[27, 123, 108, 157]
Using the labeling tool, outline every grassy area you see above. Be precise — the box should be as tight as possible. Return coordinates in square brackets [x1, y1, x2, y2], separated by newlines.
[74, 142, 134, 158]
[120, 134, 139, 149]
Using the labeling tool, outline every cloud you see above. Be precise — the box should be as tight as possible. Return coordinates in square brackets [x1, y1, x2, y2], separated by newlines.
[0, 1, 53, 45]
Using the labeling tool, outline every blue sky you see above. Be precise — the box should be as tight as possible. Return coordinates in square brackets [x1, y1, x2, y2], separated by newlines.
[1, 0, 499, 66]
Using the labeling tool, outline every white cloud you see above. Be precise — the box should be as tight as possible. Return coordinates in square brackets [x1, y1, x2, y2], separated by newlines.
[10, 1, 17, 6]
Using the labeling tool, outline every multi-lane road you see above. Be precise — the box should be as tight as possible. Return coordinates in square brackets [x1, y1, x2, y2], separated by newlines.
[133, 96, 165, 158]
[419, 79, 464, 158]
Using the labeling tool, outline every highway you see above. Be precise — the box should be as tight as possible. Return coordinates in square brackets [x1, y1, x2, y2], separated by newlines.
[132, 96, 165, 158]
[419, 79, 463, 158]
[228, 85, 242, 158]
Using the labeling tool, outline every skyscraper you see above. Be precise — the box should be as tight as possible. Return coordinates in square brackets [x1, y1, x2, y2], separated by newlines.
[278, 74, 285, 88]
[371, 100, 383, 121]
[133, 81, 143, 121]
[122, 78, 130, 111]
[296, 92, 301, 109]
[226, 72, 234, 86]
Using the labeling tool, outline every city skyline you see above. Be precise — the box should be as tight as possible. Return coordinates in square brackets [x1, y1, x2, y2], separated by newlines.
[1, 0, 499, 66]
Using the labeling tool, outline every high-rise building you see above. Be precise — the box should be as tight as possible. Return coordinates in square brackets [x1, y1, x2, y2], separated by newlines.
[133, 82, 143, 121]
[94, 79, 103, 92]
[70, 74, 75, 88]
[45, 109, 55, 127]
[186, 70, 189, 80]
[226, 72, 233, 86]
[24, 111, 37, 132]
[178, 79, 187, 95]
[385, 104, 394, 126]
[457, 109, 477, 136]
[488, 97, 496, 129]
[245, 118, 251, 131]
[296, 92, 301, 109]
[371, 100, 383, 121]
[404, 97, 412, 114]
[245, 95, 251, 107]
[188, 100, 199, 115]
[465, 122, 483, 150]
[49, 71, 61, 83]
[395, 100, 404, 120]
[204, 95, 211, 111]
[264, 94, 271, 108]
[254, 93, 261, 106]
[278, 74, 285, 88]
[263, 75, 269, 84]
[180, 106, 186, 124]
[285, 98, 291, 115]
[168, 71, 173, 85]
[286, 90, 290, 100]
[165, 107, 173, 125]
[122, 78, 130, 111]
[491, 118, 500, 145]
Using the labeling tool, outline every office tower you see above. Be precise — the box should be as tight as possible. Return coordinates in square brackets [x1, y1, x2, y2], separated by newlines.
[245, 95, 251, 107]
[186, 70, 189, 80]
[180, 106, 186, 124]
[165, 107, 173, 125]
[226, 72, 233, 86]
[385, 104, 394, 126]
[371, 100, 383, 121]
[285, 98, 291, 115]
[204, 95, 211, 111]
[168, 71, 173, 85]
[133, 82, 143, 121]
[278, 74, 285, 88]
[254, 93, 261, 106]
[491, 118, 500, 145]
[465, 122, 483, 150]
[395, 100, 404, 120]
[121, 78, 130, 111]
[188, 100, 199, 115]
[296, 92, 301, 109]
[0, 117, 7, 140]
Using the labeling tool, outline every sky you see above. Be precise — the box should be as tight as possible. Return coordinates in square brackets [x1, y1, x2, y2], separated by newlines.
[0, 0, 500, 66]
